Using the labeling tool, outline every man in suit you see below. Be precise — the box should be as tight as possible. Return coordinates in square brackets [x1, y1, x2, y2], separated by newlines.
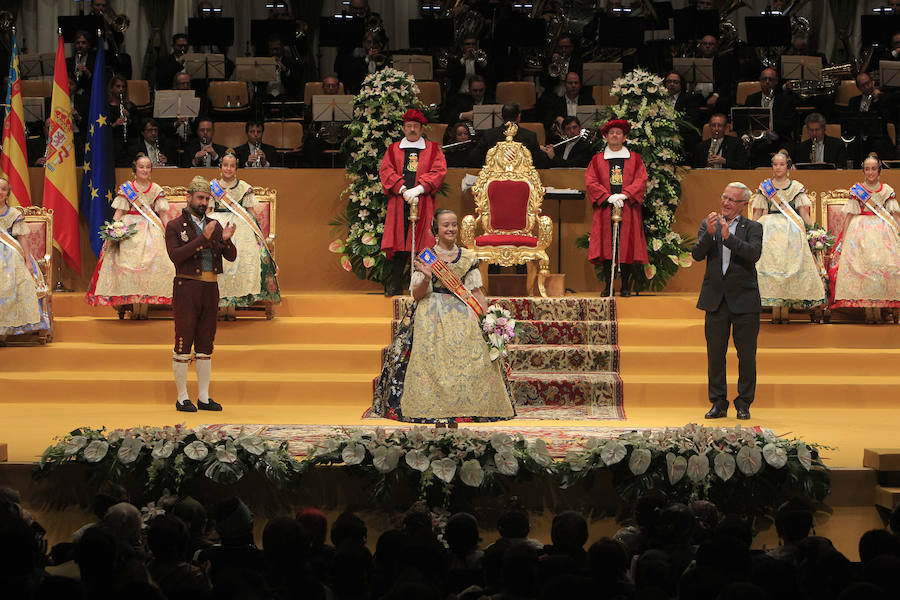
[182, 118, 228, 168]
[845, 72, 896, 165]
[691, 182, 763, 420]
[540, 71, 595, 142]
[692, 113, 749, 169]
[156, 34, 190, 91]
[127, 118, 178, 168]
[234, 121, 280, 168]
[468, 102, 551, 169]
[695, 35, 734, 115]
[447, 35, 493, 98]
[539, 34, 583, 97]
[544, 116, 593, 168]
[797, 113, 847, 167]
[66, 30, 97, 97]
[443, 75, 492, 125]
[166, 176, 237, 413]
[743, 68, 797, 166]
[664, 71, 701, 163]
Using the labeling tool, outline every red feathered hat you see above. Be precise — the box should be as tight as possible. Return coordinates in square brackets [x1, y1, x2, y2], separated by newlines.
[402, 108, 428, 126]
[600, 119, 631, 137]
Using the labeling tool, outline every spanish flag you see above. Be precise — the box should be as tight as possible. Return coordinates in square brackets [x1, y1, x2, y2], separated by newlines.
[0, 32, 32, 207]
[43, 35, 81, 274]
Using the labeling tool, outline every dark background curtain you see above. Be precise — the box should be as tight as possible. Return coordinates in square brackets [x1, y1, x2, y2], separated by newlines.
[140, 0, 173, 84]
[288, 0, 323, 82]
[829, 0, 856, 65]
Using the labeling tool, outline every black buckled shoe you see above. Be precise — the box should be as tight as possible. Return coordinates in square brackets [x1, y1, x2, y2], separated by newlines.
[176, 399, 197, 412]
[736, 408, 751, 420]
[198, 398, 223, 411]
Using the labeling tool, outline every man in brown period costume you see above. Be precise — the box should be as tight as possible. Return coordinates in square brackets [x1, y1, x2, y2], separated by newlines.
[166, 175, 237, 412]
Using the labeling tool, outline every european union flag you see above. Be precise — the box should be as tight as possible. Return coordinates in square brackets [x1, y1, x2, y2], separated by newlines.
[80, 38, 115, 257]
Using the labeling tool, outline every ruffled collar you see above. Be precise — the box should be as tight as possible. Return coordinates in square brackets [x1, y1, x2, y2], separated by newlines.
[603, 146, 630, 159]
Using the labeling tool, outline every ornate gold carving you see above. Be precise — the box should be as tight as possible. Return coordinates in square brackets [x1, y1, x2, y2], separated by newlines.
[462, 127, 552, 297]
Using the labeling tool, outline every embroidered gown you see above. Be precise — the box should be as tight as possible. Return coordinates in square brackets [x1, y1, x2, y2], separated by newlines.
[829, 183, 900, 308]
[209, 179, 280, 307]
[0, 206, 50, 335]
[372, 246, 515, 424]
[749, 180, 825, 308]
[86, 181, 175, 305]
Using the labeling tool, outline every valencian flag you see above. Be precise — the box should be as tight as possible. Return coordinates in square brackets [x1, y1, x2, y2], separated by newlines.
[43, 34, 81, 273]
[0, 32, 32, 207]
[81, 37, 114, 257]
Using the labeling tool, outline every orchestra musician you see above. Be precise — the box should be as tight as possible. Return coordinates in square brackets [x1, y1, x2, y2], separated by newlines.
[156, 34, 190, 91]
[797, 113, 847, 167]
[234, 121, 280, 168]
[692, 113, 749, 170]
[540, 71, 594, 143]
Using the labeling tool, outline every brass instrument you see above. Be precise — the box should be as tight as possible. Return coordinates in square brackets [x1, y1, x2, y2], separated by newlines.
[370, 52, 390, 69]
[790, 63, 852, 99]
[718, 0, 748, 55]
[473, 48, 487, 69]
[113, 14, 130, 33]
[548, 55, 570, 79]
[0, 10, 14, 31]
[252, 142, 262, 167]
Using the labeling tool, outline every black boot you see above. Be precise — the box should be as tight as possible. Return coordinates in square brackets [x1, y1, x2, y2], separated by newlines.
[620, 265, 632, 297]
[386, 254, 409, 296]
[599, 261, 612, 297]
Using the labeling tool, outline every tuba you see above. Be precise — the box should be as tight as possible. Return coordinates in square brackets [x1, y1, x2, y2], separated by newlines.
[718, 0, 749, 55]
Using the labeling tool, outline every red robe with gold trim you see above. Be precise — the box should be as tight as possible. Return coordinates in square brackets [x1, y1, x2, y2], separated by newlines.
[585, 150, 649, 264]
[379, 139, 447, 259]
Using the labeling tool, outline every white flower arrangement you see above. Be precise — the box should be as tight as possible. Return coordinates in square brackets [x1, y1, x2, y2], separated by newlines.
[481, 304, 520, 362]
[579, 68, 693, 291]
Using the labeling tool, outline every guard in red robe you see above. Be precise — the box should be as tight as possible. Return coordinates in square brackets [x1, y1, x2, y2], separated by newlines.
[379, 108, 447, 295]
[585, 119, 649, 296]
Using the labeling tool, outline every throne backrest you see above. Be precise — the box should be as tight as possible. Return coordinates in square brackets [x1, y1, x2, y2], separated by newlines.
[821, 189, 850, 267]
[19, 206, 53, 285]
[470, 123, 545, 236]
[161, 185, 277, 250]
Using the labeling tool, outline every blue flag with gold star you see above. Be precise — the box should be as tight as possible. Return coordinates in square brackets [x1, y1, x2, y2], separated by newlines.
[80, 38, 114, 257]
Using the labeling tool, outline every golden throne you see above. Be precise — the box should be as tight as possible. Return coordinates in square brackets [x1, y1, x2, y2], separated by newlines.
[163, 185, 279, 319]
[460, 123, 553, 297]
[5, 206, 54, 344]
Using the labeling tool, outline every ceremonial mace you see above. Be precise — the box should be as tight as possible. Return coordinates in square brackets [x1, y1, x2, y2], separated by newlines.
[608, 204, 623, 297]
[409, 197, 419, 289]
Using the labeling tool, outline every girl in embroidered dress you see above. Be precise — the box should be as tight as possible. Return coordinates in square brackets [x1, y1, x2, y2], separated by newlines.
[829, 154, 900, 323]
[209, 152, 280, 320]
[85, 154, 174, 319]
[0, 178, 50, 340]
[372, 209, 515, 426]
[749, 150, 826, 323]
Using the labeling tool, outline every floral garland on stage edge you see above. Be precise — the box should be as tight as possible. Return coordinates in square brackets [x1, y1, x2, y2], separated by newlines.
[576, 68, 694, 292]
[328, 68, 430, 289]
[36, 424, 830, 518]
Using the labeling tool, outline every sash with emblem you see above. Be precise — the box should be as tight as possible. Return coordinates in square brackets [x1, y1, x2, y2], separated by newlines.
[120, 182, 165, 234]
[209, 180, 278, 270]
[851, 183, 900, 239]
[761, 179, 805, 233]
[417, 248, 484, 317]
[0, 226, 47, 295]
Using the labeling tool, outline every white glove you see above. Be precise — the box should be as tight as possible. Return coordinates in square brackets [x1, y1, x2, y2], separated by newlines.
[402, 188, 417, 202]
[607, 193, 626, 208]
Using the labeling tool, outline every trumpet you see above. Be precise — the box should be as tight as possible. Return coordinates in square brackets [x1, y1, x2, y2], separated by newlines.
[472, 48, 487, 68]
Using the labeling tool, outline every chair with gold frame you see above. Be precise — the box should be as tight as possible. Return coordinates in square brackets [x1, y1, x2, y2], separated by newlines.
[4, 206, 54, 344]
[460, 122, 552, 297]
[163, 185, 279, 319]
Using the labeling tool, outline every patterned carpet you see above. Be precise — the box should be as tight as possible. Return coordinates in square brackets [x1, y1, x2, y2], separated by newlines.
[202, 423, 649, 459]
[371, 296, 625, 420]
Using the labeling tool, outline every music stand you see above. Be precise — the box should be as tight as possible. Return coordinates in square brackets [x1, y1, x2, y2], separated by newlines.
[861, 14, 900, 47]
[153, 91, 201, 121]
[582, 62, 622, 87]
[319, 16, 365, 49]
[312, 95, 354, 122]
[781, 56, 822, 81]
[408, 19, 454, 50]
[841, 114, 882, 139]
[883, 160, 900, 169]
[673, 58, 713, 87]
[473, 104, 503, 130]
[250, 19, 296, 53]
[592, 16, 646, 48]
[188, 17, 235, 48]
[22, 98, 46, 124]
[673, 8, 718, 42]
[731, 107, 772, 134]
[392, 55, 433, 81]
[57, 16, 104, 43]
[235, 57, 278, 83]
[183, 53, 226, 80]
[20, 54, 55, 80]
[575, 106, 602, 127]
[881, 61, 900, 89]
[495, 17, 546, 49]
[745, 16, 791, 48]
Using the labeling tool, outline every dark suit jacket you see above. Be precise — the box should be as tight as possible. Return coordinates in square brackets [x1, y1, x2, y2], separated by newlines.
[66, 52, 97, 96]
[540, 90, 595, 133]
[692, 136, 749, 169]
[442, 92, 495, 124]
[469, 123, 549, 169]
[156, 54, 184, 90]
[127, 137, 179, 168]
[797, 135, 848, 166]
[743, 90, 797, 140]
[181, 138, 228, 168]
[691, 214, 763, 314]
[446, 57, 491, 98]
[847, 93, 895, 132]
[234, 141, 281, 168]
[550, 138, 593, 168]
[165, 209, 237, 278]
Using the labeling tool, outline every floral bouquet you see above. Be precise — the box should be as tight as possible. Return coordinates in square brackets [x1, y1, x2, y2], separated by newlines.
[481, 304, 519, 362]
[99, 220, 138, 244]
[806, 226, 836, 254]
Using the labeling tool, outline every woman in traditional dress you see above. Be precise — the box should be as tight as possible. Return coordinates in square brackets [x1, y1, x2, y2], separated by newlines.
[372, 209, 515, 426]
[0, 177, 50, 340]
[749, 150, 826, 323]
[209, 152, 280, 320]
[829, 154, 900, 323]
[86, 154, 174, 319]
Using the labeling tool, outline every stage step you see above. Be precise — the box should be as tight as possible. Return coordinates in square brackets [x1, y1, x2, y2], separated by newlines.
[507, 372, 622, 419]
[393, 296, 617, 322]
[874, 486, 900, 510]
[507, 344, 619, 373]
[863, 449, 900, 472]
[0, 370, 373, 405]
